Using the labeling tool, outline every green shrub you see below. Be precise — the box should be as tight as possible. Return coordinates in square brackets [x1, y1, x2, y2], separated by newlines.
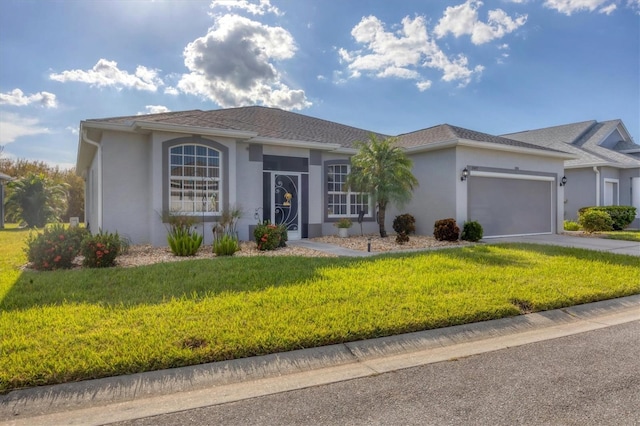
[563, 220, 580, 231]
[393, 214, 416, 244]
[164, 214, 202, 256]
[579, 209, 614, 233]
[578, 206, 636, 231]
[433, 218, 460, 242]
[461, 221, 483, 242]
[81, 231, 122, 268]
[25, 224, 87, 271]
[254, 221, 287, 251]
[213, 234, 240, 256]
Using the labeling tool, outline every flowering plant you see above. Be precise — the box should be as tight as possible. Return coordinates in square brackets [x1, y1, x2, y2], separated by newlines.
[253, 221, 287, 251]
[81, 230, 122, 268]
[25, 224, 87, 271]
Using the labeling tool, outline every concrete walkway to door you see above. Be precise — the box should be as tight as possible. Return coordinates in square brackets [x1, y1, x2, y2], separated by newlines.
[487, 234, 640, 257]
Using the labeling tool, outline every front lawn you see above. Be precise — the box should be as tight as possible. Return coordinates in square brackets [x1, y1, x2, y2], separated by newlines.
[601, 230, 640, 242]
[1, 226, 639, 393]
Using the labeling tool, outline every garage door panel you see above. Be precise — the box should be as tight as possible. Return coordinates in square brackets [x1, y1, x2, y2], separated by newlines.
[468, 177, 552, 237]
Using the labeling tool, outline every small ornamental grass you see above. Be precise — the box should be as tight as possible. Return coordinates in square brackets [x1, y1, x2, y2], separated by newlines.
[81, 231, 122, 268]
[165, 214, 203, 256]
[25, 224, 87, 271]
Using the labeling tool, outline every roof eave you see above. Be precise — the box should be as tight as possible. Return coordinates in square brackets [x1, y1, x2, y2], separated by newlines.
[250, 136, 342, 151]
[132, 121, 258, 139]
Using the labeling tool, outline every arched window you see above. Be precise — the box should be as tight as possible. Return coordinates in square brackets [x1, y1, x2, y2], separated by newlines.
[169, 144, 221, 213]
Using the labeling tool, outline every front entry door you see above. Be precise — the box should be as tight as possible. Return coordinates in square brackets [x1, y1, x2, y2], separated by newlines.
[272, 173, 301, 240]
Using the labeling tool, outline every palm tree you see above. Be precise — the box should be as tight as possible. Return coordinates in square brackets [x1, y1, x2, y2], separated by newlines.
[347, 134, 418, 237]
[5, 173, 67, 227]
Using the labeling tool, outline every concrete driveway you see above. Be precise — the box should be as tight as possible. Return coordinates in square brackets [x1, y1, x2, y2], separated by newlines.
[486, 233, 640, 257]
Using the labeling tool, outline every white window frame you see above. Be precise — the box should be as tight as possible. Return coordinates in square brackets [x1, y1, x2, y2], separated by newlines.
[326, 163, 372, 218]
[603, 178, 619, 206]
[169, 144, 222, 215]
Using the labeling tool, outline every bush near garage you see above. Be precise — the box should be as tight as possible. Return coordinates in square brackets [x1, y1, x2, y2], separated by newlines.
[461, 221, 484, 242]
[433, 218, 460, 241]
[563, 220, 581, 231]
[579, 209, 614, 233]
[578, 206, 636, 231]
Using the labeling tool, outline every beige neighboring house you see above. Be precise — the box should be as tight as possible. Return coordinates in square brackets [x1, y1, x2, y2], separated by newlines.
[76, 106, 573, 245]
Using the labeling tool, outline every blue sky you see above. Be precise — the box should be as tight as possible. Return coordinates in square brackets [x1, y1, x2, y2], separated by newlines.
[0, 0, 638, 169]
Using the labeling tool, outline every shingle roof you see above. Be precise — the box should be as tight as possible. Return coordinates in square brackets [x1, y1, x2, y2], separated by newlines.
[88, 106, 389, 149]
[86, 106, 568, 155]
[504, 119, 640, 168]
[396, 124, 565, 153]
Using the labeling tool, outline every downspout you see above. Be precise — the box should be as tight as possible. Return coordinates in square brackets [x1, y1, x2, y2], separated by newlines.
[82, 130, 102, 231]
[593, 166, 600, 206]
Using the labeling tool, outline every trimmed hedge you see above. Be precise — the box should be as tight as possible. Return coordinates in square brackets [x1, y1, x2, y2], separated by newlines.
[578, 206, 636, 231]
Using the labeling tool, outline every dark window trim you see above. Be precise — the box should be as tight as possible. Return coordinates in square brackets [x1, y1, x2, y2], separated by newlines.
[162, 136, 229, 222]
[324, 159, 374, 223]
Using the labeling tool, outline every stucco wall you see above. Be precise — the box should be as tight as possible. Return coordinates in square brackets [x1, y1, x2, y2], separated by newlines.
[237, 142, 265, 241]
[389, 148, 457, 236]
[456, 146, 565, 234]
[100, 132, 151, 243]
[565, 168, 598, 220]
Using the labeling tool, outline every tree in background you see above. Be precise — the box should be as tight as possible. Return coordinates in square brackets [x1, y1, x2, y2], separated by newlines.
[347, 134, 418, 238]
[0, 155, 84, 224]
[4, 173, 68, 227]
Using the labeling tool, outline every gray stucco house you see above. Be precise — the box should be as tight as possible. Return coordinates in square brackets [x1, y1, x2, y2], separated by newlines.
[504, 120, 640, 228]
[76, 106, 576, 245]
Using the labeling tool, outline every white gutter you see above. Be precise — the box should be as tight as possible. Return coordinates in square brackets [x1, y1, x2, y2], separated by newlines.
[593, 166, 600, 206]
[82, 129, 102, 230]
[132, 121, 258, 139]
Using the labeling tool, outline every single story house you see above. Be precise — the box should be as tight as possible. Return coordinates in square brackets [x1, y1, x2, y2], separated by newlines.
[76, 106, 576, 245]
[504, 120, 640, 228]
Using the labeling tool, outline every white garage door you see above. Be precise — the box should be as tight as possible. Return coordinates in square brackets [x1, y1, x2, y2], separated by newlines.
[468, 172, 554, 238]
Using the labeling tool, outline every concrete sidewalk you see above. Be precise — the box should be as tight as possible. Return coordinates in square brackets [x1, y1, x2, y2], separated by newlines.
[2, 295, 639, 426]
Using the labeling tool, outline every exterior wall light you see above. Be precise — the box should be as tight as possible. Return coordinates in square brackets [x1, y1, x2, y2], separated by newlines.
[559, 176, 567, 186]
[461, 168, 469, 181]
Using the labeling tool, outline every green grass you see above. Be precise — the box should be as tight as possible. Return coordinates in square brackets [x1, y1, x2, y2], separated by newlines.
[601, 230, 640, 242]
[1, 225, 640, 393]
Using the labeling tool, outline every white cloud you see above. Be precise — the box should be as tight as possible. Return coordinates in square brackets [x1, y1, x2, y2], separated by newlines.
[434, 0, 527, 45]
[599, 3, 617, 13]
[50, 59, 163, 92]
[0, 112, 51, 144]
[177, 14, 310, 110]
[543, 0, 611, 15]
[0, 88, 58, 108]
[138, 105, 171, 115]
[416, 80, 433, 91]
[338, 15, 484, 88]
[164, 86, 180, 95]
[209, 0, 282, 16]
[66, 126, 79, 135]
